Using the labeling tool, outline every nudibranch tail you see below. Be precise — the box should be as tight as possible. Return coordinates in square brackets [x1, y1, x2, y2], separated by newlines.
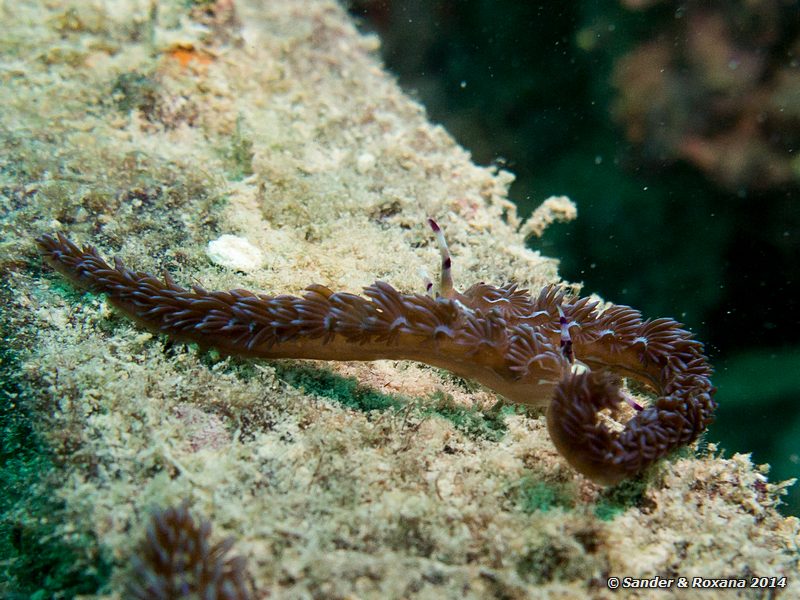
[35, 228, 716, 485]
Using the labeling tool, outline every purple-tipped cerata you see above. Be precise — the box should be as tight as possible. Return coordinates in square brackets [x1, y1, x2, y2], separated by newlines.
[36, 226, 716, 485]
[128, 503, 253, 599]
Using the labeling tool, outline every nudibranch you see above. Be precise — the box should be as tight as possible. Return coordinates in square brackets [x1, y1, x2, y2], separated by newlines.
[36, 221, 716, 485]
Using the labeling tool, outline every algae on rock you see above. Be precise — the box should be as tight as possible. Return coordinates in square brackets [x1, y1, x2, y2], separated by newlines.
[0, 0, 797, 598]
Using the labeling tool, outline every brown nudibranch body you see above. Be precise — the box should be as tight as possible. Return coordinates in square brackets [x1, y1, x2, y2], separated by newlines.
[36, 223, 716, 485]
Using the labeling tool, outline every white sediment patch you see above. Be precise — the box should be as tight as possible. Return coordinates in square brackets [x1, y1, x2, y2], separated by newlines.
[206, 234, 265, 272]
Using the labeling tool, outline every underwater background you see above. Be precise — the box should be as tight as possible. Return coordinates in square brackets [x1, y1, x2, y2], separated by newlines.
[348, 0, 800, 516]
[2, 1, 799, 596]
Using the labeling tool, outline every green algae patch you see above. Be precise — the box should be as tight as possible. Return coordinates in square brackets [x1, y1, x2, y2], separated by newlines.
[593, 477, 648, 521]
[422, 390, 513, 442]
[111, 71, 159, 116]
[270, 366, 510, 442]
[223, 116, 255, 181]
[0, 343, 111, 598]
[514, 477, 575, 514]
[273, 363, 405, 413]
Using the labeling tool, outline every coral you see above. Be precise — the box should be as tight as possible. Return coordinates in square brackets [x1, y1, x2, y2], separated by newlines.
[612, 0, 800, 191]
[127, 503, 252, 599]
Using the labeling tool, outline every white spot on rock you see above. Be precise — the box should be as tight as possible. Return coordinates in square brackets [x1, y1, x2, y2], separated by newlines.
[356, 152, 376, 173]
[206, 235, 264, 272]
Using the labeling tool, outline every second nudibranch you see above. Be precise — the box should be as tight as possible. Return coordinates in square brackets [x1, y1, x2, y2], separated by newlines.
[36, 220, 716, 485]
